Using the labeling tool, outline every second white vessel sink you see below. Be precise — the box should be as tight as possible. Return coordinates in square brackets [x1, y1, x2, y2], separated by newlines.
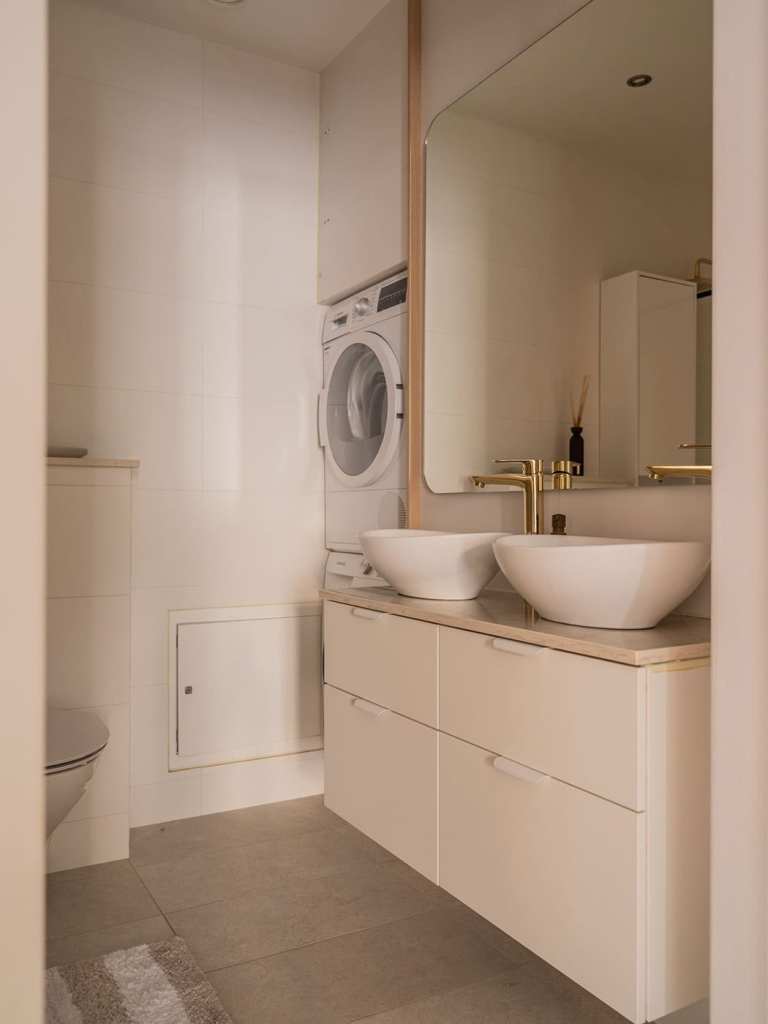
[360, 529, 505, 600]
[493, 535, 710, 629]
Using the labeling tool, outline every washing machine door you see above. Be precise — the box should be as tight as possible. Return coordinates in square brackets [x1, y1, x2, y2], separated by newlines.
[319, 330, 403, 488]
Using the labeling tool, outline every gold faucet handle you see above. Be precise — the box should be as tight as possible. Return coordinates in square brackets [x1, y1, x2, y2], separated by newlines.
[549, 459, 580, 474]
[678, 443, 711, 450]
[492, 458, 544, 475]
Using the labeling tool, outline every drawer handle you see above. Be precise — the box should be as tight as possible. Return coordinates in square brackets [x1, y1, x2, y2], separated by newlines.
[351, 697, 390, 718]
[492, 756, 550, 784]
[350, 607, 383, 621]
[491, 637, 547, 657]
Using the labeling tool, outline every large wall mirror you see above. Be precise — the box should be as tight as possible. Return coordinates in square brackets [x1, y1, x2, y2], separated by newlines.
[423, 0, 712, 493]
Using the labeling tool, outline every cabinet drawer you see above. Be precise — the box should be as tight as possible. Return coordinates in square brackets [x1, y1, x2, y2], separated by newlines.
[324, 601, 438, 726]
[439, 626, 645, 809]
[324, 684, 437, 881]
[439, 733, 645, 1023]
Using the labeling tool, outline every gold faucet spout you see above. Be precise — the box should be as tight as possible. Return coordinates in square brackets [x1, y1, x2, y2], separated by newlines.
[471, 462, 544, 534]
[646, 464, 712, 482]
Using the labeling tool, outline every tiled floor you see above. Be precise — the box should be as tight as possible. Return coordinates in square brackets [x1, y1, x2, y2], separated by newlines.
[47, 795, 624, 1023]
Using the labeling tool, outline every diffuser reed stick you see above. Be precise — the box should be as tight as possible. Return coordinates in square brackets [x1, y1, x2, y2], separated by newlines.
[570, 375, 591, 428]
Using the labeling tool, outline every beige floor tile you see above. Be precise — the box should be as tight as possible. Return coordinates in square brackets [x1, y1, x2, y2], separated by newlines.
[130, 794, 340, 867]
[136, 825, 398, 914]
[46, 915, 172, 967]
[46, 860, 160, 939]
[168, 860, 449, 971]
[354, 962, 626, 1023]
[207, 906, 520, 1024]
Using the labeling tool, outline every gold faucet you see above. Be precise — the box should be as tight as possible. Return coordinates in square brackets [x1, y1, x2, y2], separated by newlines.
[647, 443, 712, 483]
[471, 459, 544, 534]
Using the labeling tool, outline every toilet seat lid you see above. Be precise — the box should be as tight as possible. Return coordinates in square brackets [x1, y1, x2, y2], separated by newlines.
[47, 708, 109, 770]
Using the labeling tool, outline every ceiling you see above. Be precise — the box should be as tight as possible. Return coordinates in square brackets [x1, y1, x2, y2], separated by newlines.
[89, 0, 392, 71]
[452, 0, 712, 184]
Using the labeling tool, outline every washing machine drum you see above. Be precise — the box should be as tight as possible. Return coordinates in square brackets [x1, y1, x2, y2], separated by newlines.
[320, 331, 403, 488]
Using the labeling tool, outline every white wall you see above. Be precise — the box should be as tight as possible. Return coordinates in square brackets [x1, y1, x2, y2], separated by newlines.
[425, 108, 710, 492]
[48, 0, 325, 827]
[0, 0, 47, 1018]
[711, 1, 768, 1020]
[420, 0, 712, 619]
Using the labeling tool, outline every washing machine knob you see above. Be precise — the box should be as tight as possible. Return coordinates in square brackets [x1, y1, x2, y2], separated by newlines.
[354, 298, 371, 316]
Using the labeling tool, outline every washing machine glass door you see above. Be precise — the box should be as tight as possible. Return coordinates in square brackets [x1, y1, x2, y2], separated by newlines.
[320, 331, 403, 488]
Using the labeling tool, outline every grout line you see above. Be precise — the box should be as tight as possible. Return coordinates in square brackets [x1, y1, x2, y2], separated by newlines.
[127, 859, 178, 938]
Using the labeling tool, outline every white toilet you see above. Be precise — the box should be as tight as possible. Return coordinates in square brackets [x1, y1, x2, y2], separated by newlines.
[46, 708, 109, 838]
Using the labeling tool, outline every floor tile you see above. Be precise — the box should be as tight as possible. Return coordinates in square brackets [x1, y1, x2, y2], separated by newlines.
[130, 794, 340, 867]
[136, 825, 398, 913]
[168, 860, 448, 971]
[46, 860, 160, 939]
[46, 915, 173, 967]
[207, 906, 522, 1024]
[353, 961, 626, 1023]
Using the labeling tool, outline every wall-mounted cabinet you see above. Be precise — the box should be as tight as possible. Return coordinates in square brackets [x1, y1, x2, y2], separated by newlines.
[318, 0, 408, 304]
[323, 597, 710, 1023]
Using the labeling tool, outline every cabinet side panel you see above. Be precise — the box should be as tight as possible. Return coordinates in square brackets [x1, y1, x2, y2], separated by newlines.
[646, 662, 710, 1019]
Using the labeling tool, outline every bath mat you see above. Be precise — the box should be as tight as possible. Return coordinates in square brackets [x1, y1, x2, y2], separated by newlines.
[45, 937, 232, 1024]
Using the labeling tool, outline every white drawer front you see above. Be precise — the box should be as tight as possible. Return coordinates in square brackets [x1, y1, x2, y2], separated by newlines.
[324, 684, 438, 881]
[439, 732, 645, 1023]
[439, 626, 645, 809]
[324, 600, 438, 726]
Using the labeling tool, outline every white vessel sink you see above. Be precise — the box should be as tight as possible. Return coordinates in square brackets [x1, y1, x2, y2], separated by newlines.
[493, 535, 710, 629]
[360, 529, 505, 600]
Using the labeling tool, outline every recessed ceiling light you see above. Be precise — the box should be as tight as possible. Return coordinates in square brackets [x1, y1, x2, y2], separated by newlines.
[626, 74, 653, 88]
[208, 0, 244, 6]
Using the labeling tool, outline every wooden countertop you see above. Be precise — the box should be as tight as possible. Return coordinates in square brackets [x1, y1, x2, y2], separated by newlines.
[320, 586, 710, 667]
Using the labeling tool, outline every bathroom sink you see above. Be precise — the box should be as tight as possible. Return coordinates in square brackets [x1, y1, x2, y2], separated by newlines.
[360, 529, 505, 600]
[493, 535, 710, 629]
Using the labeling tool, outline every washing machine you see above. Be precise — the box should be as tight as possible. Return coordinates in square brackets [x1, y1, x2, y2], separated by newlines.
[319, 271, 408, 554]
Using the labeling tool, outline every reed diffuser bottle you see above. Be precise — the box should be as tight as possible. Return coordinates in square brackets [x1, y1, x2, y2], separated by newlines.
[569, 375, 590, 477]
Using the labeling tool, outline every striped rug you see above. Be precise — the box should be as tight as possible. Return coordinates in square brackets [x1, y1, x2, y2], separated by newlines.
[46, 938, 233, 1024]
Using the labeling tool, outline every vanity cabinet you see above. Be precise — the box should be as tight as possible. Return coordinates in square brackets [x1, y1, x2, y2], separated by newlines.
[322, 598, 709, 1023]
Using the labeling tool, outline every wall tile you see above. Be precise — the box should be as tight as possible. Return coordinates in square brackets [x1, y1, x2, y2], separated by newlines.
[130, 585, 207, 689]
[47, 813, 130, 874]
[64, 703, 130, 821]
[203, 396, 243, 491]
[47, 595, 130, 708]
[131, 774, 202, 827]
[49, 281, 204, 395]
[48, 384, 203, 491]
[47, 484, 131, 598]
[200, 751, 324, 816]
[131, 490, 206, 589]
[202, 302, 243, 398]
[50, 177, 203, 297]
[131, 684, 170, 786]
[51, 0, 202, 106]
[50, 72, 203, 198]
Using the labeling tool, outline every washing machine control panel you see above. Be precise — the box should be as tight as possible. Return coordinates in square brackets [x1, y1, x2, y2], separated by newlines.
[322, 271, 408, 343]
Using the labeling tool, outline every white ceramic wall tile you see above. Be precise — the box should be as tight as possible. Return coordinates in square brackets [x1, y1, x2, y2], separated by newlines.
[131, 685, 169, 785]
[47, 813, 130, 874]
[50, 72, 203, 199]
[47, 484, 131, 598]
[242, 305, 323, 398]
[49, 282, 204, 395]
[47, 595, 130, 708]
[200, 750, 324, 816]
[51, 0, 202, 106]
[48, 384, 203, 491]
[131, 490, 206, 590]
[203, 395, 242, 491]
[64, 703, 130, 821]
[46, 466, 133, 487]
[203, 42, 318, 140]
[241, 398, 324, 495]
[50, 177, 203, 297]
[130, 585, 206, 689]
[131, 774, 202, 827]
[202, 302, 243, 397]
